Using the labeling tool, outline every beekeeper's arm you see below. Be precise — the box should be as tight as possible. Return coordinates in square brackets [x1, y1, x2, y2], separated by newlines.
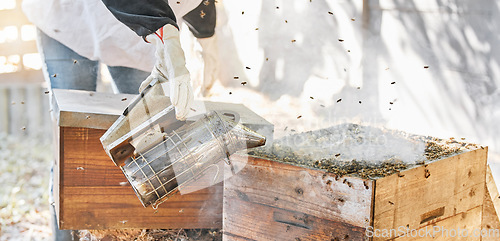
[101, 0, 193, 120]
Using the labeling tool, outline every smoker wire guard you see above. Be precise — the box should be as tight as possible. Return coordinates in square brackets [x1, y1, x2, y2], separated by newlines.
[119, 111, 246, 209]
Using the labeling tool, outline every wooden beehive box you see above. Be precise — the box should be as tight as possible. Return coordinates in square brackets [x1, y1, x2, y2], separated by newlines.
[223, 125, 488, 240]
[51, 89, 273, 230]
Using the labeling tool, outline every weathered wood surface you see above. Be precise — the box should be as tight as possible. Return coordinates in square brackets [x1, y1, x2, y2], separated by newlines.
[224, 146, 488, 241]
[52, 122, 61, 223]
[373, 148, 487, 240]
[482, 186, 500, 241]
[0, 84, 51, 139]
[0, 88, 9, 132]
[52, 89, 274, 139]
[391, 206, 483, 241]
[52, 89, 135, 130]
[8, 87, 28, 135]
[224, 198, 367, 241]
[57, 126, 223, 230]
[486, 164, 500, 223]
[223, 155, 373, 241]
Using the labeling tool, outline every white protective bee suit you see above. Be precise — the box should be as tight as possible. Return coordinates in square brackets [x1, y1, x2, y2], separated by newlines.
[23, 0, 204, 119]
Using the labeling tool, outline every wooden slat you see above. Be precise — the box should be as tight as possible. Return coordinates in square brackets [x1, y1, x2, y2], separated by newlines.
[54, 125, 61, 225]
[223, 197, 367, 241]
[486, 164, 500, 220]
[373, 148, 487, 240]
[52, 89, 273, 136]
[26, 84, 41, 137]
[0, 84, 51, 138]
[53, 89, 135, 130]
[61, 186, 223, 230]
[0, 70, 44, 84]
[8, 86, 27, 136]
[0, 8, 32, 27]
[41, 85, 52, 138]
[223, 155, 373, 240]
[482, 185, 500, 241]
[0, 88, 8, 132]
[0, 41, 38, 56]
[58, 126, 223, 230]
[391, 206, 483, 241]
[61, 127, 126, 187]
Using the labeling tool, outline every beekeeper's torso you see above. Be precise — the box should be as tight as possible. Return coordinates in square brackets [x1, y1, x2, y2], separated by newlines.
[22, 0, 201, 72]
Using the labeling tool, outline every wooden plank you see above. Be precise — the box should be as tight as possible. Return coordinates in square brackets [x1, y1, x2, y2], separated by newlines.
[373, 148, 487, 240]
[0, 84, 49, 137]
[61, 186, 222, 230]
[482, 186, 500, 241]
[0, 41, 38, 56]
[25, 84, 42, 138]
[41, 85, 52, 138]
[52, 89, 274, 136]
[390, 206, 483, 241]
[223, 197, 367, 241]
[58, 126, 222, 230]
[0, 87, 8, 132]
[61, 127, 126, 187]
[223, 155, 373, 240]
[0, 8, 32, 27]
[54, 125, 62, 225]
[52, 89, 135, 129]
[0, 70, 44, 84]
[486, 164, 500, 221]
[8, 86, 28, 136]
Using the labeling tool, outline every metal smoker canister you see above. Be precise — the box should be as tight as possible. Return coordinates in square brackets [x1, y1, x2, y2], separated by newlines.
[121, 111, 266, 208]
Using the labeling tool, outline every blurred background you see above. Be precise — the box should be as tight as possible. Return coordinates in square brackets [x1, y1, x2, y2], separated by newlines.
[1, 0, 52, 239]
[1, 0, 500, 240]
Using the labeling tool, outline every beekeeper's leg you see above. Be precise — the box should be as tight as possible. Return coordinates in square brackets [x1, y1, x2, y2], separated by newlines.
[37, 29, 99, 91]
[182, 0, 218, 96]
[37, 28, 92, 241]
[107, 66, 150, 94]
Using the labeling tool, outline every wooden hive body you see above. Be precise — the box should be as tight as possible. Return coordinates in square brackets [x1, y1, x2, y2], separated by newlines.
[223, 129, 489, 240]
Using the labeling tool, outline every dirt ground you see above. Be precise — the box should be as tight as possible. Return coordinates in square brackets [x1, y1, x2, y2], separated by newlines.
[0, 134, 52, 240]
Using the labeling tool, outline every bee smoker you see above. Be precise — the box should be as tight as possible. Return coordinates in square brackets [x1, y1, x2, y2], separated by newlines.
[100, 80, 266, 208]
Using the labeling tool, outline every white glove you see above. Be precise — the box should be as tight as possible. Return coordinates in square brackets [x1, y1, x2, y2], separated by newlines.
[140, 24, 194, 121]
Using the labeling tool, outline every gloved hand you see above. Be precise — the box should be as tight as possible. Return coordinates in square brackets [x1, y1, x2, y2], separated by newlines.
[140, 24, 194, 121]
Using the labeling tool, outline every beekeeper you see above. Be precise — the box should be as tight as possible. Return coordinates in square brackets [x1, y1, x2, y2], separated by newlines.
[23, 0, 217, 120]
[22, 1, 215, 240]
